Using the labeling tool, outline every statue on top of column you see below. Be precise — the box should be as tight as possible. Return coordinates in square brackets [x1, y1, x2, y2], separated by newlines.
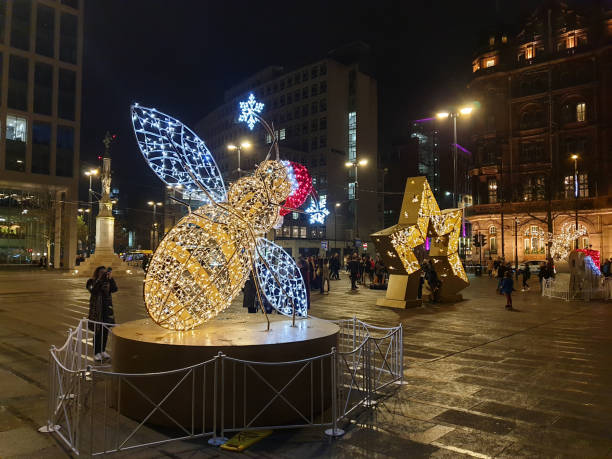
[98, 132, 114, 217]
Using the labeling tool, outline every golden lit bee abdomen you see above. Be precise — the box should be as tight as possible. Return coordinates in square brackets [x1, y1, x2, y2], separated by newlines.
[143, 204, 252, 330]
[143, 160, 292, 330]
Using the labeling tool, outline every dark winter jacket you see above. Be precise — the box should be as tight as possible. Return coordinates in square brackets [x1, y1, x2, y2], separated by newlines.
[86, 276, 117, 324]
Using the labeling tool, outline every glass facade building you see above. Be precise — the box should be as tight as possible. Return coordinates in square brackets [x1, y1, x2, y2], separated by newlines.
[0, 0, 82, 267]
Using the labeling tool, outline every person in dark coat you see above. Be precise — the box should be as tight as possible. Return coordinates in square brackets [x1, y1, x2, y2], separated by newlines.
[86, 266, 117, 361]
[242, 274, 258, 313]
[348, 254, 360, 290]
[330, 253, 340, 280]
[424, 261, 440, 302]
[500, 270, 515, 310]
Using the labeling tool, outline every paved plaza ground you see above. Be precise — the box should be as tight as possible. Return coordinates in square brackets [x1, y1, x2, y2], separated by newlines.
[0, 269, 611, 457]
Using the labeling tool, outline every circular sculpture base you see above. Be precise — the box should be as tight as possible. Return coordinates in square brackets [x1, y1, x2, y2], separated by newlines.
[111, 315, 339, 431]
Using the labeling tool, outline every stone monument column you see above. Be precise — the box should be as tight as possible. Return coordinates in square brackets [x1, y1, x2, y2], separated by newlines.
[95, 139, 115, 253]
[76, 132, 131, 276]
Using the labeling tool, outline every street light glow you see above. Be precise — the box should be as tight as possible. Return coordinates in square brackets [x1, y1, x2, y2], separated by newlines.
[335, 202, 341, 207]
[227, 144, 237, 151]
[358, 159, 368, 166]
[459, 106, 473, 115]
[240, 141, 251, 149]
[345, 161, 354, 167]
[571, 154, 579, 160]
[436, 112, 449, 119]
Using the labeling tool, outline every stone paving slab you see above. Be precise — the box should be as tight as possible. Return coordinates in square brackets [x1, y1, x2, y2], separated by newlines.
[1, 271, 612, 457]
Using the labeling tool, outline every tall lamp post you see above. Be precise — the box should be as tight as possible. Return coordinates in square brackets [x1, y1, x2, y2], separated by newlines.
[571, 154, 579, 249]
[227, 141, 251, 178]
[514, 216, 519, 272]
[436, 105, 474, 208]
[84, 168, 99, 254]
[334, 202, 341, 250]
[345, 158, 368, 240]
[148, 201, 163, 250]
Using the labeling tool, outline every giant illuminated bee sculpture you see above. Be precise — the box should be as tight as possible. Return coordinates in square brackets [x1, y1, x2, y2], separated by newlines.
[131, 102, 315, 331]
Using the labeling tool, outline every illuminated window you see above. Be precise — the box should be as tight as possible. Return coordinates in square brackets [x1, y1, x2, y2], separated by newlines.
[472, 60, 480, 73]
[489, 37, 495, 46]
[489, 226, 496, 235]
[502, 35, 508, 44]
[292, 212, 299, 220]
[485, 58, 496, 68]
[279, 128, 286, 140]
[564, 174, 588, 198]
[300, 226, 307, 238]
[567, 34, 575, 49]
[488, 178, 498, 203]
[348, 182, 356, 200]
[6, 115, 27, 142]
[525, 46, 534, 60]
[581, 237, 589, 249]
[348, 111, 356, 161]
[576, 102, 586, 122]
[6, 115, 26, 171]
[490, 236, 497, 253]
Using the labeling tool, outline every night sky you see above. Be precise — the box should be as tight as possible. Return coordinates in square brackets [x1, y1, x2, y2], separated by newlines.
[81, 0, 546, 219]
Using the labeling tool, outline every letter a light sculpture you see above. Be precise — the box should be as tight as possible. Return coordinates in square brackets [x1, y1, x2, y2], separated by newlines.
[371, 177, 468, 308]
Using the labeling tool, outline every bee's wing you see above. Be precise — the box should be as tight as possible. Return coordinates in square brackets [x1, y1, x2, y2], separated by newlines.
[254, 238, 308, 318]
[131, 104, 227, 203]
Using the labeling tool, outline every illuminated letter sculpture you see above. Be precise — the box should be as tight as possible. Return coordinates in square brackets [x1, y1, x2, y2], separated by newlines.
[371, 177, 469, 307]
[131, 104, 311, 330]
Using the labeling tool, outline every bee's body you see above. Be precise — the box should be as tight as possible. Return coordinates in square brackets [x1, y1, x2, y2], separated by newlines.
[144, 161, 291, 330]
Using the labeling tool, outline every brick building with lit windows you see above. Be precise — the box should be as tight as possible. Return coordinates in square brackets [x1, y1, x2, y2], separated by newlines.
[194, 43, 380, 257]
[0, 0, 82, 268]
[467, 1, 612, 264]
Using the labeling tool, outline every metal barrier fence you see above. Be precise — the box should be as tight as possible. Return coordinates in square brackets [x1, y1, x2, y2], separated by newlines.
[40, 316, 403, 455]
[542, 277, 607, 301]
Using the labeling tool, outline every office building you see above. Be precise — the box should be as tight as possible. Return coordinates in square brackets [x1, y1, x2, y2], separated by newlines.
[194, 43, 380, 257]
[0, 0, 82, 268]
[467, 1, 612, 263]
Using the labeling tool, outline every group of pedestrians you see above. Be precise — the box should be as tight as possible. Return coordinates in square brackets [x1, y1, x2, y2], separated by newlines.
[488, 257, 556, 310]
[345, 253, 387, 290]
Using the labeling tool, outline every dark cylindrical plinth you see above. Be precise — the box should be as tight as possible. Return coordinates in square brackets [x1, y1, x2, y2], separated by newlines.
[111, 317, 339, 431]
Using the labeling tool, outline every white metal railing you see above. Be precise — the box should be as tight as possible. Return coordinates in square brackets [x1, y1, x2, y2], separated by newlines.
[40, 316, 402, 455]
[542, 277, 607, 301]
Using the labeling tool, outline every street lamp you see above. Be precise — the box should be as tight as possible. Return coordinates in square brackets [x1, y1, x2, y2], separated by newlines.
[436, 105, 475, 208]
[83, 168, 99, 254]
[334, 202, 341, 250]
[571, 154, 579, 248]
[227, 141, 252, 177]
[148, 201, 163, 249]
[345, 158, 368, 239]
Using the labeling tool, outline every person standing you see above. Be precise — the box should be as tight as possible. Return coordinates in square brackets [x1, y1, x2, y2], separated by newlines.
[424, 261, 440, 303]
[521, 266, 531, 291]
[500, 270, 514, 310]
[242, 273, 258, 313]
[330, 253, 340, 280]
[320, 258, 330, 294]
[348, 254, 360, 290]
[87, 266, 117, 361]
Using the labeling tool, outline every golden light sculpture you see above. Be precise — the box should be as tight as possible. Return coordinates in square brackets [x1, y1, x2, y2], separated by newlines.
[132, 104, 311, 331]
[371, 177, 468, 307]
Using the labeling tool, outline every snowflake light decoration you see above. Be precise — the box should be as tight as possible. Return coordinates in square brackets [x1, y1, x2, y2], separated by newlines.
[306, 195, 330, 225]
[238, 93, 264, 130]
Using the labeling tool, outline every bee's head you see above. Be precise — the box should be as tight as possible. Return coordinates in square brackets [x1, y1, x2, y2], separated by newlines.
[255, 160, 292, 204]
